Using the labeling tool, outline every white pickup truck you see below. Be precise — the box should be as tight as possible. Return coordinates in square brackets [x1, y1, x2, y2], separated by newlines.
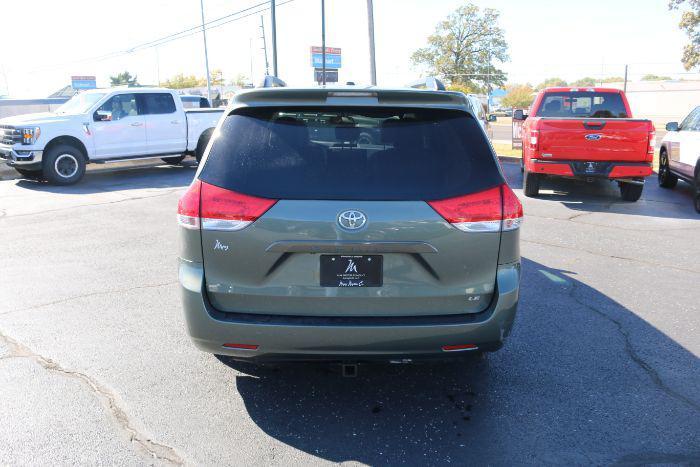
[0, 87, 224, 185]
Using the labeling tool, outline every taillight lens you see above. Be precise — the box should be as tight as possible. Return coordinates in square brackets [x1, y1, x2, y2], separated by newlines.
[428, 184, 523, 233]
[176, 180, 277, 231]
[501, 184, 523, 231]
[177, 179, 201, 230]
[648, 130, 656, 159]
[529, 130, 539, 151]
[200, 181, 277, 231]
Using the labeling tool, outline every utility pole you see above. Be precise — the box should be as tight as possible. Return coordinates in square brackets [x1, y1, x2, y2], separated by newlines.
[367, 0, 377, 85]
[199, 0, 212, 104]
[271, 0, 278, 77]
[155, 47, 161, 86]
[624, 64, 628, 93]
[321, 0, 326, 86]
[260, 16, 270, 76]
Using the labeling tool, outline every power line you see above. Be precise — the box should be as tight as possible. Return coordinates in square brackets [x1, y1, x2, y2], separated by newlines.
[21, 0, 295, 74]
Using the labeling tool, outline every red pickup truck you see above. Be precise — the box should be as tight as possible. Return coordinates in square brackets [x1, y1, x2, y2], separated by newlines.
[514, 87, 655, 201]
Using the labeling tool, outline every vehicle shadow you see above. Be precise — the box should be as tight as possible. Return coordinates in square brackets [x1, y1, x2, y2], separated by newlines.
[10, 160, 197, 195]
[216, 257, 700, 464]
[500, 159, 699, 220]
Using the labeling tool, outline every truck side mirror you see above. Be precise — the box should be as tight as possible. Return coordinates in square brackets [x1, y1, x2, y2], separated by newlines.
[513, 109, 526, 121]
[487, 114, 498, 122]
[94, 111, 111, 122]
[665, 121, 679, 132]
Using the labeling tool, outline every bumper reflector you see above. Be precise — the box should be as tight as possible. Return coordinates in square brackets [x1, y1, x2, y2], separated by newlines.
[442, 344, 479, 352]
[222, 343, 259, 350]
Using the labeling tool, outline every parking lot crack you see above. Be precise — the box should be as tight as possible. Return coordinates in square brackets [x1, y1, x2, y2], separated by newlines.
[0, 330, 186, 465]
[566, 281, 700, 413]
[0, 281, 178, 317]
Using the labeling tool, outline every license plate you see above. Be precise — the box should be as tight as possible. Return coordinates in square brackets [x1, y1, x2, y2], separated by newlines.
[320, 255, 382, 287]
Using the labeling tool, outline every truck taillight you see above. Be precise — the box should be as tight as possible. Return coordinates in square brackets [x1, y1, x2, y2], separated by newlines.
[647, 130, 656, 160]
[529, 130, 539, 151]
[428, 184, 523, 233]
[177, 180, 278, 231]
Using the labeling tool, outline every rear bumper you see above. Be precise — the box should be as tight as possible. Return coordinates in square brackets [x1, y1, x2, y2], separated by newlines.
[179, 259, 521, 362]
[529, 159, 652, 179]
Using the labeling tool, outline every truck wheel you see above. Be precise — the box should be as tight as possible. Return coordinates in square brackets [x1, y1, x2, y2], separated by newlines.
[196, 130, 213, 163]
[658, 150, 678, 188]
[523, 169, 540, 197]
[161, 156, 186, 165]
[619, 182, 643, 202]
[14, 168, 44, 180]
[42, 145, 86, 185]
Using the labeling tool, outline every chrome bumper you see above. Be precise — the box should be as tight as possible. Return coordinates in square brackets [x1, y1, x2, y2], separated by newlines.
[0, 145, 43, 166]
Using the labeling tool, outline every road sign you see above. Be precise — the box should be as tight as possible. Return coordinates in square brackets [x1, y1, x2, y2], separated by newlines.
[315, 69, 338, 83]
[310, 46, 341, 69]
[71, 76, 96, 90]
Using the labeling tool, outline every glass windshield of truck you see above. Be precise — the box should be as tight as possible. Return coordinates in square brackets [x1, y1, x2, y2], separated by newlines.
[536, 92, 628, 118]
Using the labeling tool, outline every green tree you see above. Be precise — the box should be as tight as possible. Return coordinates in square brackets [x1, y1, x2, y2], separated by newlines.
[669, 0, 700, 69]
[109, 71, 138, 87]
[162, 73, 206, 89]
[571, 77, 597, 87]
[601, 76, 625, 83]
[501, 84, 535, 108]
[535, 77, 567, 90]
[641, 74, 672, 81]
[411, 2, 508, 93]
[229, 73, 250, 88]
[447, 83, 479, 94]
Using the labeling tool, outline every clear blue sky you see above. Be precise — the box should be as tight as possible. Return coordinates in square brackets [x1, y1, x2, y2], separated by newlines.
[0, 0, 694, 97]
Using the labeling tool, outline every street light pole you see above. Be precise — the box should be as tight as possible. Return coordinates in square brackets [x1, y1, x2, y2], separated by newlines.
[271, 0, 278, 77]
[199, 0, 212, 104]
[367, 0, 377, 86]
[321, 0, 326, 86]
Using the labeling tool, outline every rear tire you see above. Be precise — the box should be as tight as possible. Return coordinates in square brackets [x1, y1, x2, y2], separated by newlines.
[523, 169, 540, 197]
[658, 150, 678, 188]
[619, 182, 643, 202]
[196, 129, 213, 163]
[161, 155, 186, 165]
[42, 144, 86, 185]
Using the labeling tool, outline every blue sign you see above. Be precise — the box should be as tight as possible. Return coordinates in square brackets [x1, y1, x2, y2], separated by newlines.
[71, 76, 97, 90]
[311, 54, 341, 69]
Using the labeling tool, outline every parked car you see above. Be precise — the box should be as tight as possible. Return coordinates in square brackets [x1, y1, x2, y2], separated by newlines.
[177, 85, 523, 365]
[0, 88, 224, 185]
[658, 108, 700, 213]
[514, 87, 655, 201]
[180, 94, 211, 109]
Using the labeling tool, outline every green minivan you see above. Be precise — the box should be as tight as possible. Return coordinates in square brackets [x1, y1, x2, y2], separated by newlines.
[177, 86, 522, 363]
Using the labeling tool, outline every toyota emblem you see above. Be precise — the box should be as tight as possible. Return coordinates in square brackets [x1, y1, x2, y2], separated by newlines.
[338, 210, 367, 230]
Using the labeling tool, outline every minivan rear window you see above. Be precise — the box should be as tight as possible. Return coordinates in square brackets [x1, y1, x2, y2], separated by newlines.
[199, 107, 503, 201]
[537, 92, 628, 118]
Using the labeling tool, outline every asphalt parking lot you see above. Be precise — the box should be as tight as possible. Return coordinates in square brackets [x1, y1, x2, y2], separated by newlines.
[0, 159, 698, 465]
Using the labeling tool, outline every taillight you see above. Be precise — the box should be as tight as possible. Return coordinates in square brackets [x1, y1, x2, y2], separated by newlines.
[176, 180, 277, 231]
[177, 179, 201, 230]
[502, 184, 524, 231]
[200, 181, 277, 231]
[647, 130, 656, 160]
[529, 130, 539, 151]
[428, 184, 523, 233]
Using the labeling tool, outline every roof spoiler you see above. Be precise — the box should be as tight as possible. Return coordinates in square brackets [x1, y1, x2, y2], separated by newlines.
[407, 77, 446, 91]
[259, 75, 287, 88]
